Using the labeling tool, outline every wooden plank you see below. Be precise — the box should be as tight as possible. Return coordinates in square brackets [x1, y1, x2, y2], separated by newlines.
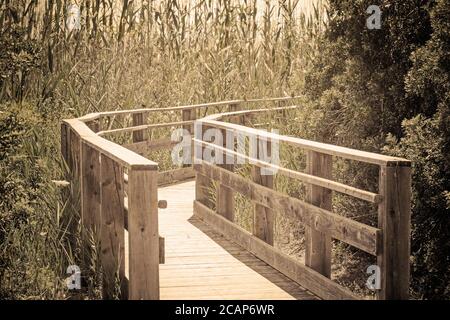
[252, 137, 274, 245]
[194, 161, 380, 255]
[193, 201, 357, 300]
[123, 138, 177, 154]
[100, 154, 127, 299]
[61, 122, 69, 165]
[128, 168, 159, 300]
[158, 167, 195, 186]
[132, 112, 146, 144]
[158, 180, 317, 300]
[64, 119, 157, 170]
[69, 128, 81, 176]
[92, 97, 300, 119]
[216, 128, 234, 221]
[305, 151, 332, 278]
[194, 139, 381, 203]
[195, 172, 211, 208]
[96, 99, 244, 117]
[159, 236, 165, 264]
[377, 165, 411, 300]
[200, 119, 411, 166]
[81, 142, 101, 231]
[98, 120, 194, 136]
[123, 201, 165, 264]
[182, 108, 196, 166]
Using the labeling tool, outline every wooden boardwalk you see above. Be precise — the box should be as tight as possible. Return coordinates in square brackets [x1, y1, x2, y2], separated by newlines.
[158, 181, 317, 300]
[63, 97, 411, 299]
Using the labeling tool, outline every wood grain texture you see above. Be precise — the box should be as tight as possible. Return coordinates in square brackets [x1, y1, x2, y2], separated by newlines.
[128, 169, 159, 299]
[377, 165, 411, 300]
[193, 200, 357, 300]
[132, 112, 146, 144]
[194, 138, 382, 203]
[158, 181, 318, 300]
[305, 151, 332, 278]
[157, 167, 195, 186]
[216, 128, 234, 221]
[200, 119, 410, 166]
[195, 161, 380, 255]
[100, 154, 127, 299]
[81, 142, 101, 231]
[252, 138, 274, 245]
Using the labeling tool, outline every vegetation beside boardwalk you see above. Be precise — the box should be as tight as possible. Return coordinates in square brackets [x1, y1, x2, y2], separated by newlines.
[0, 0, 449, 299]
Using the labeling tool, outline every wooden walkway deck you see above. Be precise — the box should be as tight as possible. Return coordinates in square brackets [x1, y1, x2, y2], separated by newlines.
[63, 97, 411, 299]
[158, 181, 317, 300]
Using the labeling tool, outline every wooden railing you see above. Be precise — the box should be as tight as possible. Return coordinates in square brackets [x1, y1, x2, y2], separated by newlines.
[62, 96, 300, 300]
[62, 96, 411, 300]
[193, 107, 411, 300]
[61, 117, 160, 299]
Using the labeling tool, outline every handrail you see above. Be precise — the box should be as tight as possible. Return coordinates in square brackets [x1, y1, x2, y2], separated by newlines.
[62, 96, 411, 301]
[76, 96, 302, 122]
[192, 102, 411, 300]
[63, 119, 157, 170]
[199, 108, 410, 167]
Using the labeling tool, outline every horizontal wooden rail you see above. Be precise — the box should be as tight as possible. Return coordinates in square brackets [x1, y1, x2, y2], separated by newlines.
[194, 161, 380, 255]
[64, 119, 157, 170]
[194, 139, 382, 203]
[76, 96, 302, 121]
[97, 120, 195, 136]
[194, 201, 358, 300]
[64, 96, 411, 300]
[198, 118, 410, 166]
[62, 117, 160, 300]
[193, 101, 411, 300]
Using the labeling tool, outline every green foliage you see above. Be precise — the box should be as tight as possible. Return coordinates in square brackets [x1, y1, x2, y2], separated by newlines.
[304, 0, 450, 299]
[391, 0, 450, 299]
[0, 0, 449, 300]
[0, 103, 64, 298]
[385, 115, 450, 298]
[0, 26, 42, 102]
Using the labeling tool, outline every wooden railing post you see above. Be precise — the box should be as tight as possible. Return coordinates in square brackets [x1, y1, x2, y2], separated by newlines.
[194, 122, 213, 209]
[305, 151, 332, 278]
[61, 122, 69, 165]
[132, 112, 147, 144]
[81, 142, 101, 232]
[182, 108, 196, 165]
[377, 164, 411, 300]
[100, 154, 127, 299]
[214, 103, 241, 221]
[251, 137, 274, 245]
[229, 102, 243, 125]
[128, 167, 159, 300]
[216, 127, 234, 221]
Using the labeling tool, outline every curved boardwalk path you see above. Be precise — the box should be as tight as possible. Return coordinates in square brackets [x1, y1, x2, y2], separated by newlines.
[63, 97, 411, 300]
[158, 181, 317, 300]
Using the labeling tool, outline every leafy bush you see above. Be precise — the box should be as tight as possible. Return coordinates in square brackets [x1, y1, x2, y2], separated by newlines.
[304, 0, 450, 299]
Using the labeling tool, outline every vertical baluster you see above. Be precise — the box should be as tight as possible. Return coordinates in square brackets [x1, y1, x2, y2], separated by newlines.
[128, 167, 159, 300]
[377, 164, 411, 300]
[305, 151, 332, 278]
[100, 154, 127, 299]
[132, 112, 147, 147]
[251, 136, 274, 245]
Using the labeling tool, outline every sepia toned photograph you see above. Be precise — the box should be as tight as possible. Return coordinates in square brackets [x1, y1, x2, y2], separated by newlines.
[0, 0, 449, 305]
